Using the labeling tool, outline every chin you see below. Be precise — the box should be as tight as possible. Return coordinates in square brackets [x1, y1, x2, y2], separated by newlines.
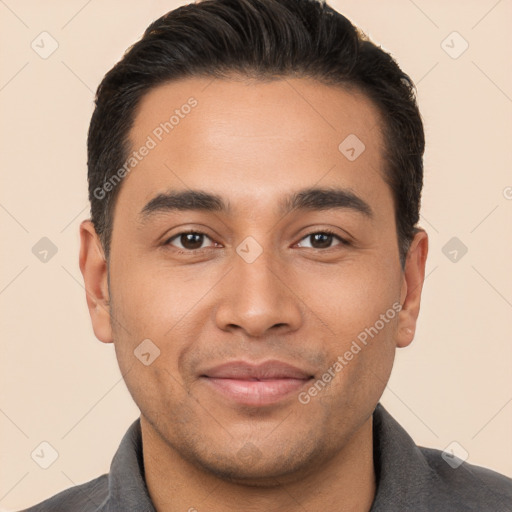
[189, 440, 323, 486]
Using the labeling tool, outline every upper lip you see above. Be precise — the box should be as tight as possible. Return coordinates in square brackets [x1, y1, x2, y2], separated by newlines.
[200, 360, 313, 380]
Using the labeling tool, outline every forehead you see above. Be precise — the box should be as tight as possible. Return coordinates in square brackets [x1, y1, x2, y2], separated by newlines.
[118, 76, 389, 217]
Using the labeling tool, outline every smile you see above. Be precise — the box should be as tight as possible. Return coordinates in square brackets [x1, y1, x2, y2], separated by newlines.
[200, 376, 313, 406]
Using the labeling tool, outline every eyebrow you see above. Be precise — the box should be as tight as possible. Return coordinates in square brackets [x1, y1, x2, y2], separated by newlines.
[138, 186, 373, 223]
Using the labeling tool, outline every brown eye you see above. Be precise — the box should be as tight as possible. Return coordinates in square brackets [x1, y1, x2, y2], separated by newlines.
[297, 231, 348, 249]
[310, 233, 333, 249]
[166, 232, 212, 250]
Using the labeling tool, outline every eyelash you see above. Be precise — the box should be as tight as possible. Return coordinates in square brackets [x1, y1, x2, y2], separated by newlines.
[163, 229, 350, 252]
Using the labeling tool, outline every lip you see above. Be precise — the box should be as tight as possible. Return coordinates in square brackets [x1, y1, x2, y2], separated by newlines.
[199, 360, 314, 406]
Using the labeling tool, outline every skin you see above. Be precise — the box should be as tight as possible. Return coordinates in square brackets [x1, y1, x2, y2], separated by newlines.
[79, 76, 428, 512]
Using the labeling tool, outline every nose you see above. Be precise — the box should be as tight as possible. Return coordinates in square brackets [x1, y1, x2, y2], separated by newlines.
[214, 247, 303, 338]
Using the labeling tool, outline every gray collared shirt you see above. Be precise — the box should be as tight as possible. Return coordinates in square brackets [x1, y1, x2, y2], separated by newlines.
[21, 403, 512, 511]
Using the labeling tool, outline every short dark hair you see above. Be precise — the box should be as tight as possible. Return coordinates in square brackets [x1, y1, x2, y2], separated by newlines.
[87, 0, 424, 268]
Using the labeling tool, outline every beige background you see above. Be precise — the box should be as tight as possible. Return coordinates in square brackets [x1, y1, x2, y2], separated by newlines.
[1, 0, 511, 509]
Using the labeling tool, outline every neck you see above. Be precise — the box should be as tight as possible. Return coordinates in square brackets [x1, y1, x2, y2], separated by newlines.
[141, 414, 376, 512]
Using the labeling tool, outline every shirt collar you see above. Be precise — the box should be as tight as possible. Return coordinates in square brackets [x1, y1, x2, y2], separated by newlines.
[100, 417, 155, 511]
[369, 402, 436, 511]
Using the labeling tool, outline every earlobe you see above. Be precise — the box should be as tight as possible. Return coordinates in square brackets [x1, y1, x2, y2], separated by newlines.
[79, 220, 113, 344]
[396, 229, 428, 348]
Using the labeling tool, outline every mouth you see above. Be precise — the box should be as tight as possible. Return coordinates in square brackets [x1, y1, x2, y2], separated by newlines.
[199, 360, 314, 407]
[201, 376, 313, 406]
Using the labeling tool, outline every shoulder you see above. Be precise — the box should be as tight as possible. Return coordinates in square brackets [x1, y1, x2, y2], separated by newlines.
[418, 446, 512, 511]
[372, 403, 512, 511]
[20, 473, 109, 512]
[20, 418, 154, 512]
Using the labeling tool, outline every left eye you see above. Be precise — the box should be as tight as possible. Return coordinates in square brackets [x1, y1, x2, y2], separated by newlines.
[296, 232, 347, 249]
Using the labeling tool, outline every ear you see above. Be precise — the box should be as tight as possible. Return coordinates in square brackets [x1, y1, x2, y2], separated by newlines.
[79, 220, 113, 344]
[396, 228, 428, 348]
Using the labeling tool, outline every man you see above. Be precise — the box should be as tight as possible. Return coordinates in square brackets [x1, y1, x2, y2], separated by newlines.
[23, 0, 512, 510]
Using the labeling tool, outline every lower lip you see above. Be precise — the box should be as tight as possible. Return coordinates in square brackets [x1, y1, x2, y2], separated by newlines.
[202, 377, 312, 406]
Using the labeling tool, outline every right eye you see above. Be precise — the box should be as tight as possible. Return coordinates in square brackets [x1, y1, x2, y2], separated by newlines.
[164, 231, 220, 251]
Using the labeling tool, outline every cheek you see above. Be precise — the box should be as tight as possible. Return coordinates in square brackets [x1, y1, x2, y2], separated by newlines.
[109, 256, 219, 338]
[296, 259, 400, 397]
[108, 261, 218, 399]
[303, 320, 397, 421]
[298, 253, 400, 331]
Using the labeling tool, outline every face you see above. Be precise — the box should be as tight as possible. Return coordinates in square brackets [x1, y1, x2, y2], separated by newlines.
[80, 76, 427, 485]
